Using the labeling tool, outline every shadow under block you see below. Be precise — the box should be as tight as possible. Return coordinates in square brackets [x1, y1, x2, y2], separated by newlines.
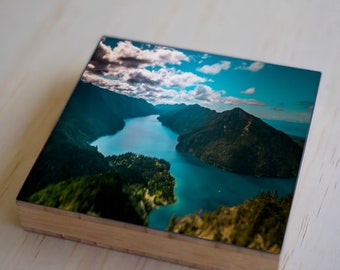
[16, 200, 278, 270]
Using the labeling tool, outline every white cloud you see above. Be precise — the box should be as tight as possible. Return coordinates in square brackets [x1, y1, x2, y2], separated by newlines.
[236, 61, 265, 72]
[163, 69, 207, 88]
[188, 85, 224, 103]
[82, 71, 266, 108]
[248, 61, 264, 71]
[88, 65, 206, 89]
[224, 96, 266, 106]
[82, 39, 266, 109]
[82, 71, 139, 95]
[82, 39, 209, 101]
[84, 39, 208, 91]
[197, 61, 231, 74]
[81, 71, 203, 105]
[241, 87, 255, 94]
[92, 40, 189, 69]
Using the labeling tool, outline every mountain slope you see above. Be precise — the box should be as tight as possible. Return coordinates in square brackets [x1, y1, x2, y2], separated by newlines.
[167, 191, 292, 254]
[60, 80, 157, 141]
[157, 104, 218, 134]
[18, 82, 157, 199]
[175, 107, 303, 177]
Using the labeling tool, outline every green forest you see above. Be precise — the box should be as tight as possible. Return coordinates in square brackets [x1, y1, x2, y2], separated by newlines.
[167, 191, 292, 254]
[28, 152, 176, 226]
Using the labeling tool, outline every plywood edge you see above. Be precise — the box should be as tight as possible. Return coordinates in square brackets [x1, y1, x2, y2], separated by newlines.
[16, 200, 279, 270]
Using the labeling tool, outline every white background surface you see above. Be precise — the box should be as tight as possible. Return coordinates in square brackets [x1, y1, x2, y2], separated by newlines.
[0, 1, 339, 269]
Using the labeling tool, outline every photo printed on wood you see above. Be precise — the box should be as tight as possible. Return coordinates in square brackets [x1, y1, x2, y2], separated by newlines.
[17, 36, 321, 255]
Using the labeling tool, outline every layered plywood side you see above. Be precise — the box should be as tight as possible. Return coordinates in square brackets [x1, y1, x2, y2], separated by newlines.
[16, 200, 278, 270]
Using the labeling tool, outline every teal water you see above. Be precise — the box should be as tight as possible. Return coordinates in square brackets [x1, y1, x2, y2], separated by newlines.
[91, 115, 296, 230]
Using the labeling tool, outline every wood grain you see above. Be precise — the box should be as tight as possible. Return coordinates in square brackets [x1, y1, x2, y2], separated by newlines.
[16, 201, 278, 270]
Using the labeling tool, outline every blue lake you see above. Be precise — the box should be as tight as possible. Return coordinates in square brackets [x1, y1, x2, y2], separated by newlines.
[91, 115, 297, 230]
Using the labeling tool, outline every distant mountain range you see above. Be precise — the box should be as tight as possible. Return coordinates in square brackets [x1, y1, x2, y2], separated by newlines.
[156, 104, 218, 134]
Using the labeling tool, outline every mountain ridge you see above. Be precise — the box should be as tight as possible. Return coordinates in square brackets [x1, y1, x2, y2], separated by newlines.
[18, 81, 157, 199]
[158, 105, 303, 177]
[156, 103, 218, 135]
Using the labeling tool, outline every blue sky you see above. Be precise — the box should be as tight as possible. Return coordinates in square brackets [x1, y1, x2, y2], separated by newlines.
[82, 36, 320, 126]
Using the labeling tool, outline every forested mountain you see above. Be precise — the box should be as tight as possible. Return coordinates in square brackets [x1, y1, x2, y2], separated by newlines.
[60, 80, 157, 142]
[18, 82, 157, 200]
[159, 105, 303, 177]
[167, 191, 292, 254]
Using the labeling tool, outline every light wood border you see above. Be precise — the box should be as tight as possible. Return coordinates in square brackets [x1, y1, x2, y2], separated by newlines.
[16, 200, 278, 270]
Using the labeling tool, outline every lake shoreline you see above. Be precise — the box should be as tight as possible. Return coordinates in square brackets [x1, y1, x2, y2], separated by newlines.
[91, 115, 297, 230]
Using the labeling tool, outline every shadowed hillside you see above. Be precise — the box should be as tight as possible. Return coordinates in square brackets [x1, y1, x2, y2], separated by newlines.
[158, 105, 303, 177]
[18, 82, 157, 200]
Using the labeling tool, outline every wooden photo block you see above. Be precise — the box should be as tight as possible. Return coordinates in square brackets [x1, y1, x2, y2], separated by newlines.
[16, 36, 321, 270]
